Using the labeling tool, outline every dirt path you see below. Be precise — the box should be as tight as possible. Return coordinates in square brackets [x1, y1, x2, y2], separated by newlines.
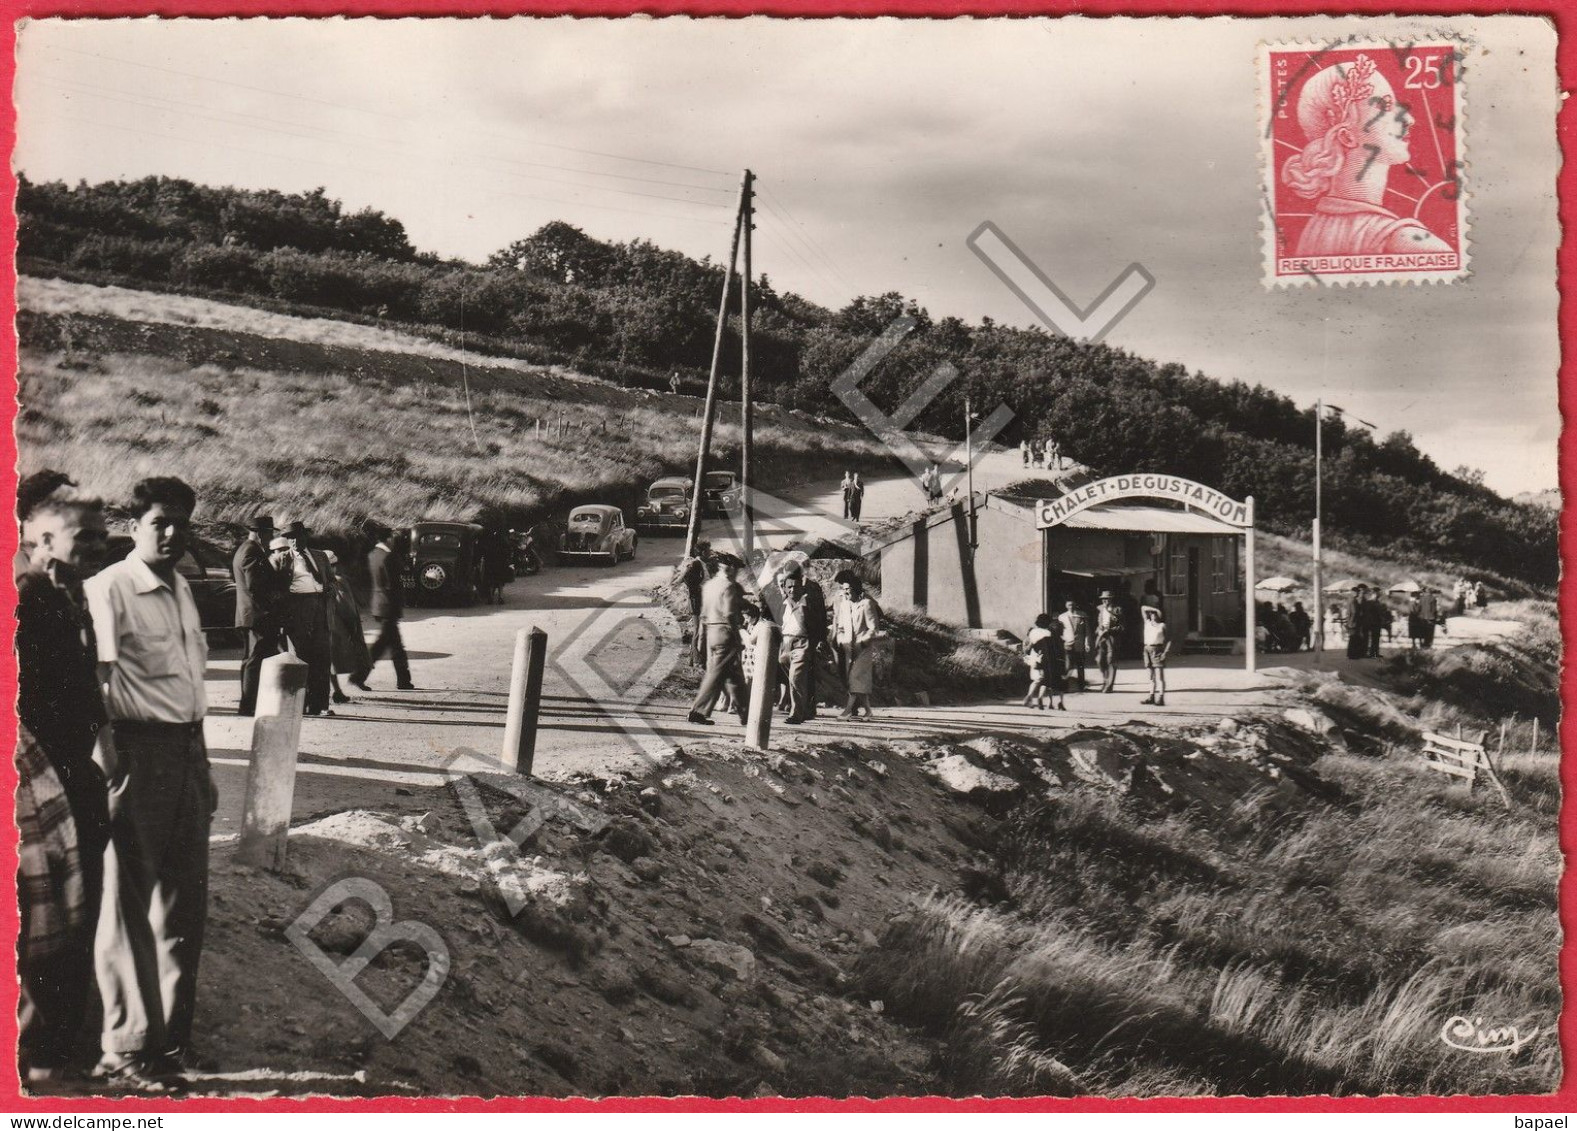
[203, 453, 1516, 839]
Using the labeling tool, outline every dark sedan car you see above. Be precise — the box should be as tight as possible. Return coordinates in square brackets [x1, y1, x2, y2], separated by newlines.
[104, 534, 238, 638]
[404, 520, 484, 606]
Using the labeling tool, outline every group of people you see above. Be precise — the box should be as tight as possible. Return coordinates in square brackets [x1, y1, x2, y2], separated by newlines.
[13, 467, 426, 1090]
[1020, 437, 1063, 470]
[234, 515, 414, 720]
[1452, 577, 1488, 617]
[1258, 600, 1314, 653]
[839, 472, 865, 522]
[917, 463, 947, 506]
[1021, 590, 1169, 709]
[15, 472, 213, 1090]
[676, 541, 884, 726]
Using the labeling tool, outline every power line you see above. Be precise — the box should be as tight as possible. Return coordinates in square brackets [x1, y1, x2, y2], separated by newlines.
[34, 44, 738, 178]
[750, 213, 844, 304]
[32, 76, 733, 211]
[760, 186, 860, 296]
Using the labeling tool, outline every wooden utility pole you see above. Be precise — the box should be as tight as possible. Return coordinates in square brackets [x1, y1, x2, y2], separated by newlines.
[740, 169, 756, 562]
[965, 396, 978, 554]
[684, 173, 749, 559]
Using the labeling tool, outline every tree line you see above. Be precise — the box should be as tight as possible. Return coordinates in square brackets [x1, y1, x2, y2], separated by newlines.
[17, 175, 1556, 585]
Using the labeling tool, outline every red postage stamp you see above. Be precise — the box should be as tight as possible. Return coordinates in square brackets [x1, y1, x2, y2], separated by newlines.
[1261, 41, 1469, 286]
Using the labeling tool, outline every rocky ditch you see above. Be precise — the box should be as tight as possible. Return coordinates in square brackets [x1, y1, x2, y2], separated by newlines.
[190, 707, 1353, 1098]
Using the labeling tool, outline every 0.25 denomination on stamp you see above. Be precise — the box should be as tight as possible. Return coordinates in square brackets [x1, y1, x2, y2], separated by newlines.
[1261, 40, 1469, 287]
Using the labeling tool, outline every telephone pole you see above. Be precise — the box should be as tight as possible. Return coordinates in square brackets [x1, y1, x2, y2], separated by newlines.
[740, 169, 756, 562]
[965, 396, 978, 555]
[684, 172, 749, 559]
[1313, 397, 1324, 662]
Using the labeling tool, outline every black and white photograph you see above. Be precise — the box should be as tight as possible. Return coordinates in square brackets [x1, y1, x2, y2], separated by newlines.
[6, 13, 1563, 1103]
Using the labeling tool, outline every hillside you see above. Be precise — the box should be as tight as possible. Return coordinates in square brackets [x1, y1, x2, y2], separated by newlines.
[16, 175, 1557, 586]
[16, 279, 896, 536]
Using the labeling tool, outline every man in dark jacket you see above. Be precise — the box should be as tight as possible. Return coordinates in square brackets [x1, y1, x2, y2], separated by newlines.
[354, 524, 414, 691]
[274, 519, 336, 715]
[15, 495, 111, 1080]
[233, 515, 282, 717]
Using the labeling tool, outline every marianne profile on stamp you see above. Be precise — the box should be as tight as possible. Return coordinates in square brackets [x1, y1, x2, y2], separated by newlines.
[1281, 54, 1455, 259]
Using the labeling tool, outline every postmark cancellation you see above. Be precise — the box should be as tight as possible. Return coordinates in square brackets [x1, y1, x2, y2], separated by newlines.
[1261, 40, 1469, 287]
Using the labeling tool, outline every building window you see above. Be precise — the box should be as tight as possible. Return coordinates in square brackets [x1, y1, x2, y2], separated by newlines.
[1166, 538, 1187, 596]
[1210, 537, 1240, 594]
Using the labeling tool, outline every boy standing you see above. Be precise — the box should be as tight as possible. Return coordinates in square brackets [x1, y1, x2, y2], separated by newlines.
[1141, 606, 1170, 706]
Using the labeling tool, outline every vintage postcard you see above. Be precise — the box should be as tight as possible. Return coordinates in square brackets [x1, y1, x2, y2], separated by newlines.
[3, 10, 1564, 1116]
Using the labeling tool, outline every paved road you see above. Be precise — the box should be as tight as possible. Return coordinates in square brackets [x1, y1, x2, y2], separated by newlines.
[202, 450, 1514, 838]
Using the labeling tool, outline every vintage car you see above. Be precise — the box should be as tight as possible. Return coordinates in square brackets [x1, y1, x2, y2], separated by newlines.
[105, 534, 238, 639]
[702, 470, 743, 517]
[635, 477, 695, 534]
[404, 520, 483, 606]
[557, 505, 638, 565]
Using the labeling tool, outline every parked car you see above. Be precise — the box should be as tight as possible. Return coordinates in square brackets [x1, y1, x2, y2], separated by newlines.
[405, 520, 483, 606]
[635, 477, 695, 534]
[703, 471, 743, 518]
[556, 505, 638, 566]
[103, 534, 238, 639]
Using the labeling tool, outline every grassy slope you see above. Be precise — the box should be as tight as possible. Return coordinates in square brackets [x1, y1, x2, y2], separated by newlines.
[861, 714, 1560, 1095]
[16, 281, 896, 535]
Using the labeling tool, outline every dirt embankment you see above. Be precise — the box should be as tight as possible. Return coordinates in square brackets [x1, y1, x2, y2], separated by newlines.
[186, 710, 1347, 1100]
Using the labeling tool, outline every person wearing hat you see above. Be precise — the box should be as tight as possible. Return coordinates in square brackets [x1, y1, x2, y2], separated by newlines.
[233, 514, 284, 718]
[688, 553, 748, 727]
[1094, 590, 1125, 693]
[1345, 584, 1370, 659]
[273, 519, 335, 716]
[1056, 598, 1091, 692]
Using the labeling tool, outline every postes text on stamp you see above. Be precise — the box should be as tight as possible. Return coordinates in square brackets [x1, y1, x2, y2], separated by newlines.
[1262, 41, 1468, 287]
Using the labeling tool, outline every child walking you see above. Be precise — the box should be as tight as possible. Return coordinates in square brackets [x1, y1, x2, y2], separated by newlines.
[1022, 613, 1067, 710]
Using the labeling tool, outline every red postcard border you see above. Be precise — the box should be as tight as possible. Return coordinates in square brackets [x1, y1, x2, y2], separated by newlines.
[0, 0, 1569, 1114]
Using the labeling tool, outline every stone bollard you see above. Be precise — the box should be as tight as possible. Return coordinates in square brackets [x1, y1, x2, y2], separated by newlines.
[502, 626, 548, 775]
[745, 621, 781, 752]
[237, 652, 309, 870]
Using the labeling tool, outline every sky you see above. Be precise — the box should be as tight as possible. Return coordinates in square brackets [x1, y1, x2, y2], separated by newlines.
[13, 15, 1561, 496]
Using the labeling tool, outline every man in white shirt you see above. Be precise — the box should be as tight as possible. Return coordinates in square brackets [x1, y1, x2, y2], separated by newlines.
[1056, 599, 1090, 691]
[775, 562, 827, 725]
[83, 477, 211, 1088]
[275, 519, 333, 716]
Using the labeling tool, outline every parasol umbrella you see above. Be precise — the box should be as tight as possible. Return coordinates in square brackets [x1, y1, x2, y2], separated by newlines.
[1324, 579, 1369, 594]
[1254, 576, 1299, 593]
[1388, 579, 1422, 595]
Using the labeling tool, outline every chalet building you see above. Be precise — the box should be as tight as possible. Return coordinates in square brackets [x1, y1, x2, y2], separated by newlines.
[874, 475, 1258, 668]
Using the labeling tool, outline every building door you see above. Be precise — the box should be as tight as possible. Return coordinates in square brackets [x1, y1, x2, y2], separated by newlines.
[1187, 547, 1202, 633]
